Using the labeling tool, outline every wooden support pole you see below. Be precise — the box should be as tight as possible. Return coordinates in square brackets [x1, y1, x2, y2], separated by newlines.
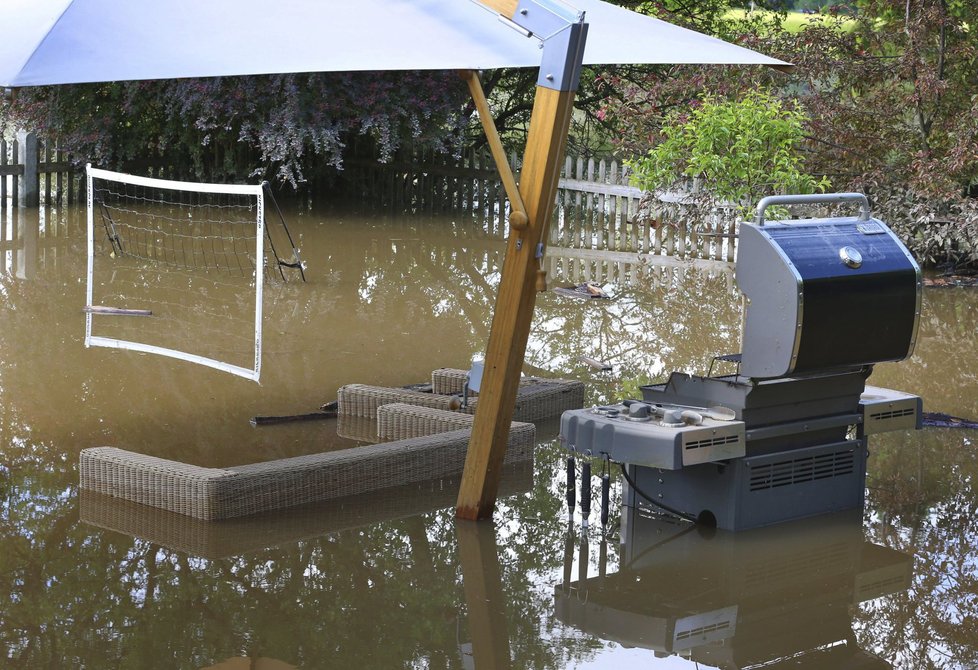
[456, 85, 577, 520]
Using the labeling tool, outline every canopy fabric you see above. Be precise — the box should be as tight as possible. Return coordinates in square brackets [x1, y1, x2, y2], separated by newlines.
[0, 0, 789, 87]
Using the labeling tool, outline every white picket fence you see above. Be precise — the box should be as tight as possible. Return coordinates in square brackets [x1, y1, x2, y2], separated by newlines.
[348, 148, 738, 265]
[1, 131, 81, 207]
[553, 155, 736, 263]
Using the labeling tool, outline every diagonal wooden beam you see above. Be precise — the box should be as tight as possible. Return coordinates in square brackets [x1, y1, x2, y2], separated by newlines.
[472, 0, 519, 17]
[461, 69, 529, 231]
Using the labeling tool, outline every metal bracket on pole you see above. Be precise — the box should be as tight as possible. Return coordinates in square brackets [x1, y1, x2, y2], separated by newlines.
[513, 0, 583, 38]
[505, 0, 588, 92]
[537, 21, 588, 91]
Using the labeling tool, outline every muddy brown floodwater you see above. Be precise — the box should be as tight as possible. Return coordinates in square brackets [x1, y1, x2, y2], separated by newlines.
[1, 197, 976, 669]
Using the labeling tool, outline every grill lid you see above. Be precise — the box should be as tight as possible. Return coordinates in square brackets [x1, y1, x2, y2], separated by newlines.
[736, 194, 921, 379]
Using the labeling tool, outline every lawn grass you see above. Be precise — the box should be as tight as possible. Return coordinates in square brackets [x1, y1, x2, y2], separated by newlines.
[725, 8, 858, 33]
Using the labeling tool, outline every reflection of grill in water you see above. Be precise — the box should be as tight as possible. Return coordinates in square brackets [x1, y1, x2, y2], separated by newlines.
[554, 510, 913, 667]
[560, 193, 923, 530]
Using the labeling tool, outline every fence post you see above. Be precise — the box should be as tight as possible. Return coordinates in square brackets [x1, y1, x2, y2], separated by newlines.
[1, 138, 7, 202]
[16, 130, 38, 207]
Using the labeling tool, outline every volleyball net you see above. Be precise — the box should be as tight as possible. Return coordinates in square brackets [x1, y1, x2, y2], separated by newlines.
[84, 166, 304, 382]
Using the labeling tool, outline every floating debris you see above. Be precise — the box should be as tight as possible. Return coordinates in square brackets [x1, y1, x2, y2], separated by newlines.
[579, 356, 613, 371]
[83, 305, 152, 316]
[922, 412, 978, 429]
[923, 274, 978, 287]
[553, 282, 611, 300]
[252, 400, 339, 426]
[250, 410, 337, 427]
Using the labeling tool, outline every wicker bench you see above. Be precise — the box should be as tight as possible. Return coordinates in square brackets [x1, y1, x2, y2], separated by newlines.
[340, 374, 584, 424]
[377, 403, 477, 441]
[80, 423, 535, 521]
[79, 461, 534, 558]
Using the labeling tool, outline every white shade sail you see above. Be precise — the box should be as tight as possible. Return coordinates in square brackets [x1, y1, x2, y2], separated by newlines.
[0, 0, 789, 87]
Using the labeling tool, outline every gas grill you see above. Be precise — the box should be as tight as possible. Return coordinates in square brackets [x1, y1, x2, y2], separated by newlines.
[560, 193, 923, 530]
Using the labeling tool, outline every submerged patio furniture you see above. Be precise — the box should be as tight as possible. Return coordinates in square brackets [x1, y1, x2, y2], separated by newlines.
[81, 369, 583, 520]
[80, 424, 535, 521]
[79, 464, 534, 558]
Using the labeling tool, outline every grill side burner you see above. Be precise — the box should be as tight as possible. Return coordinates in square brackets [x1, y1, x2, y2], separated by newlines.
[560, 193, 924, 531]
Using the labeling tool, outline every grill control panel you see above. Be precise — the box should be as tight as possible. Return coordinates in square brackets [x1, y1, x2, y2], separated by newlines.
[560, 403, 746, 469]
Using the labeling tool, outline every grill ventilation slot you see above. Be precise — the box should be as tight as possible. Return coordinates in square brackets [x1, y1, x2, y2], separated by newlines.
[749, 449, 856, 492]
[675, 620, 731, 642]
[869, 408, 915, 421]
[685, 435, 739, 451]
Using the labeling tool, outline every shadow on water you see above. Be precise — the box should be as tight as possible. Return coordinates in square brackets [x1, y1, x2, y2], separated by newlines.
[1, 199, 978, 668]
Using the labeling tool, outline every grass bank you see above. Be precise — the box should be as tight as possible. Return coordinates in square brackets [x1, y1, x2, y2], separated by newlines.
[725, 9, 857, 33]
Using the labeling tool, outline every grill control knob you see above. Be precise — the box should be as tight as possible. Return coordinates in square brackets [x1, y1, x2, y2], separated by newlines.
[627, 403, 652, 420]
[839, 246, 863, 269]
[660, 409, 683, 425]
[593, 406, 620, 417]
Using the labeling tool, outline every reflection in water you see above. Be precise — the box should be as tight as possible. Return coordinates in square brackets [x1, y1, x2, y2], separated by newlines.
[556, 511, 912, 669]
[457, 519, 513, 670]
[202, 657, 297, 670]
[871, 287, 978, 419]
[2, 201, 978, 668]
[78, 463, 533, 560]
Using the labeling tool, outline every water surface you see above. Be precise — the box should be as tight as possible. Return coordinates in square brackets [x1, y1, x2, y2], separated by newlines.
[1, 199, 976, 669]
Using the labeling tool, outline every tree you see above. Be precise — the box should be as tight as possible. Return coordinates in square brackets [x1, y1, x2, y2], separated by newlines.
[600, 1, 978, 268]
[765, 1, 978, 267]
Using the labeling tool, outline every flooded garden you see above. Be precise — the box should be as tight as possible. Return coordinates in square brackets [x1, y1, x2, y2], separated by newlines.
[2, 197, 978, 669]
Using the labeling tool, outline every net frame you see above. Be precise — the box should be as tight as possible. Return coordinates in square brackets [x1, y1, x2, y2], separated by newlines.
[85, 165, 265, 382]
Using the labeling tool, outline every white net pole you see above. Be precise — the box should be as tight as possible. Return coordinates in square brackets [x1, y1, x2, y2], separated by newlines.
[85, 164, 95, 346]
[87, 166, 263, 197]
[83, 337, 261, 380]
[253, 187, 264, 381]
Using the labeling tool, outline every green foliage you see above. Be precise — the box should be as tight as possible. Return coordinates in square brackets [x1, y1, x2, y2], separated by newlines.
[628, 90, 828, 212]
[767, 1, 978, 267]
[872, 184, 978, 269]
[603, 0, 978, 268]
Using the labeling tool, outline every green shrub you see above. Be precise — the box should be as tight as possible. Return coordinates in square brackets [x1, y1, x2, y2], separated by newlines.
[628, 90, 828, 215]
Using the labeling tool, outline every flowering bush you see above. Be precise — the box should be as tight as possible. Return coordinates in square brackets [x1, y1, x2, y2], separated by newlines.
[1, 72, 468, 187]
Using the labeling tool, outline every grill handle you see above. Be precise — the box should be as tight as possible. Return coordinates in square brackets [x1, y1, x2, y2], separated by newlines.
[754, 192, 871, 225]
